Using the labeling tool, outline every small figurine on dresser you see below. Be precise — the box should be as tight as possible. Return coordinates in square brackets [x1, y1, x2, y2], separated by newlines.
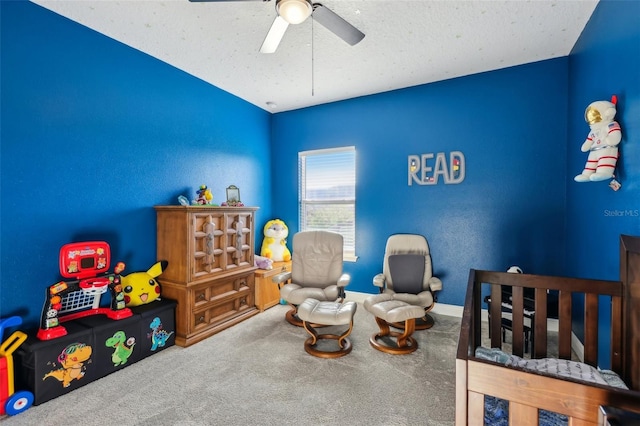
[193, 185, 215, 205]
[260, 219, 292, 262]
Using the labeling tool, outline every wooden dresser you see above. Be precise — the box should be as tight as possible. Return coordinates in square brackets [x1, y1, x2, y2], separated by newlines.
[254, 261, 291, 312]
[155, 206, 259, 347]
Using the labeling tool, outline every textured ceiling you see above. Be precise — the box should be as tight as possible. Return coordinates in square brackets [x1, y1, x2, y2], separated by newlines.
[31, 0, 598, 113]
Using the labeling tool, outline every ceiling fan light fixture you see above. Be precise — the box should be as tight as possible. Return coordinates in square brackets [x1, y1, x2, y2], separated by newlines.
[276, 0, 312, 25]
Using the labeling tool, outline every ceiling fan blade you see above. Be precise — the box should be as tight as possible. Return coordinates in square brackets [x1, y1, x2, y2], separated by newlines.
[312, 4, 364, 46]
[260, 16, 289, 53]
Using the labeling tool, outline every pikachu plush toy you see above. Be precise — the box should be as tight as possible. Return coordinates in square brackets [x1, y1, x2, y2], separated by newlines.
[121, 261, 168, 307]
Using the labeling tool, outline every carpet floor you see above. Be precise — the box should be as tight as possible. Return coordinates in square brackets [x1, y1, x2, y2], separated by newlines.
[1, 303, 461, 426]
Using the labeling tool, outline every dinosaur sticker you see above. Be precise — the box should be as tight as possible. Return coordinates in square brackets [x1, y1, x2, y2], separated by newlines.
[105, 331, 136, 367]
[43, 342, 92, 388]
[147, 317, 174, 351]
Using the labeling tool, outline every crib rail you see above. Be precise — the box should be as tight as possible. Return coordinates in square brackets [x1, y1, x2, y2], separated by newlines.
[457, 269, 624, 365]
[455, 268, 629, 425]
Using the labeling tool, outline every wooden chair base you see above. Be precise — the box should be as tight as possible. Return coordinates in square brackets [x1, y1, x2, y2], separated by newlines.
[285, 306, 304, 327]
[391, 313, 434, 330]
[370, 316, 418, 355]
[303, 320, 354, 358]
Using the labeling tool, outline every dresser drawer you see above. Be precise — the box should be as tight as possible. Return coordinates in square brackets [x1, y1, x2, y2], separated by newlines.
[190, 272, 255, 333]
[191, 273, 253, 306]
[191, 295, 254, 333]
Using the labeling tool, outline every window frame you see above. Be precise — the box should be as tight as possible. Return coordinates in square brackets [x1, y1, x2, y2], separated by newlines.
[298, 146, 357, 261]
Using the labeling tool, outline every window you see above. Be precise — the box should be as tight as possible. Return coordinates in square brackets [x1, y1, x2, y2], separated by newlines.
[298, 146, 356, 260]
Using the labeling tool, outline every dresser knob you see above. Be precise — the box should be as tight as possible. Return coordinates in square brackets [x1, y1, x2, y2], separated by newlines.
[198, 315, 205, 324]
[197, 293, 206, 301]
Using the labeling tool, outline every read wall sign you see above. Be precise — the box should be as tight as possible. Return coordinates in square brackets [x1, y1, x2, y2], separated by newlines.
[408, 151, 465, 185]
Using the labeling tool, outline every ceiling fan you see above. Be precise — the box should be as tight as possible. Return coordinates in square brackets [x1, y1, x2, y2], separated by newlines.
[189, 0, 365, 53]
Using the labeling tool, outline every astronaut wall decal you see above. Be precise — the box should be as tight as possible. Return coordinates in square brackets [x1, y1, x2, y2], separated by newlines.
[574, 95, 622, 183]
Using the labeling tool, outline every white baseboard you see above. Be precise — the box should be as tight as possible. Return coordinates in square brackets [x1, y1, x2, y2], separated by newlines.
[343, 291, 370, 304]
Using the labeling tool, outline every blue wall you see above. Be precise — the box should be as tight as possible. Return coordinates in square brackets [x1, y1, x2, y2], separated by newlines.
[566, 0, 640, 277]
[0, 2, 272, 328]
[565, 0, 640, 368]
[272, 59, 569, 306]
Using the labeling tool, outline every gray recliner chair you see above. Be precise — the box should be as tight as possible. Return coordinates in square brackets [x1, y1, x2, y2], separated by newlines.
[371, 233, 442, 330]
[273, 230, 351, 326]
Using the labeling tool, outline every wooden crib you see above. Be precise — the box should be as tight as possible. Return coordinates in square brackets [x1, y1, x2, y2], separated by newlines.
[455, 235, 640, 425]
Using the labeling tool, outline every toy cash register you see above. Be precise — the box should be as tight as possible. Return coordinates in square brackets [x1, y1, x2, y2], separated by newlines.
[36, 242, 132, 341]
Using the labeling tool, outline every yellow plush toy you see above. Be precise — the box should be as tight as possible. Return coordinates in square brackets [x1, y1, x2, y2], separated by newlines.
[121, 260, 168, 307]
[260, 219, 291, 262]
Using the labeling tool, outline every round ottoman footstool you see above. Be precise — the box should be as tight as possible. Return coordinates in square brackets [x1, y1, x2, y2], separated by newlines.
[364, 294, 425, 354]
[297, 298, 357, 358]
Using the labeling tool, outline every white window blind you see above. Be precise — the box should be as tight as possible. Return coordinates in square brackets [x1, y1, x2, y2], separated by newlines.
[298, 146, 356, 259]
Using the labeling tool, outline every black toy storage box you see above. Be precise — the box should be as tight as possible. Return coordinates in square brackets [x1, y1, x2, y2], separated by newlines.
[15, 299, 176, 406]
[15, 321, 96, 405]
[130, 298, 177, 357]
[75, 313, 143, 377]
